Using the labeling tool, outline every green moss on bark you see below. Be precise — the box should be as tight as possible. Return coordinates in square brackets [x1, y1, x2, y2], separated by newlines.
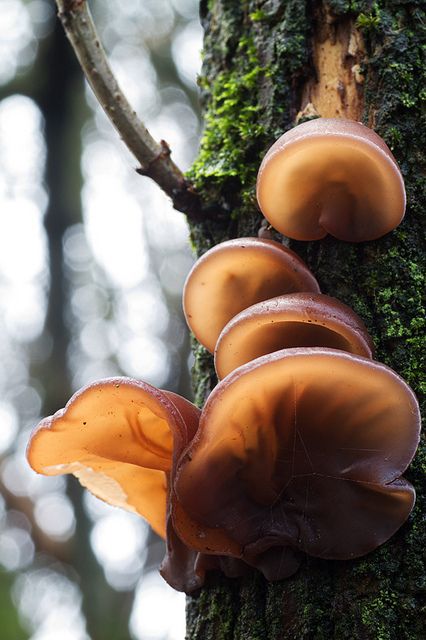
[186, 1, 425, 638]
[188, 0, 311, 251]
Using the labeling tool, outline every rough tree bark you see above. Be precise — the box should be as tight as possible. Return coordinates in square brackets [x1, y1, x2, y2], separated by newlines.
[185, 1, 425, 638]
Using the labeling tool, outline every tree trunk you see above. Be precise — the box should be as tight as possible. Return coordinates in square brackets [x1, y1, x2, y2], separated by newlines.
[186, 1, 425, 638]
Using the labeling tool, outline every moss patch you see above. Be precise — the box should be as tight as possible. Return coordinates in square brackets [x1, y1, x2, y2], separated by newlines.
[188, 0, 312, 249]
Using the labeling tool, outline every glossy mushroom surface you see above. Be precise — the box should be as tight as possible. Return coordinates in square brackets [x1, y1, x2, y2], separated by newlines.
[174, 348, 420, 579]
[215, 292, 374, 378]
[183, 237, 320, 353]
[257, 118, 406, 241]
[27, 377, 200, 539]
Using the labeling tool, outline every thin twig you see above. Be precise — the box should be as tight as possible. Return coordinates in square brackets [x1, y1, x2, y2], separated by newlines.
[55, 0, 202, 219]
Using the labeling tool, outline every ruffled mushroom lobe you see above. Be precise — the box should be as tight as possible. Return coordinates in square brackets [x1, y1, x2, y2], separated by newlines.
[183, 237, 320, 353]
[27, 377, 200, 539]
[174, 348, 420, 578]
[257, 118, 406, 242]
[215, 292, 374, 379]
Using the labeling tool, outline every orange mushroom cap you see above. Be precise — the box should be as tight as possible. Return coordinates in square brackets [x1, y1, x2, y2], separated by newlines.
[183, 237, 320, 353]
[257, 118, 406, 241]
[215, 292, 374, 379]
[27, 377, 200, 539]
[174, 348, 420, 579]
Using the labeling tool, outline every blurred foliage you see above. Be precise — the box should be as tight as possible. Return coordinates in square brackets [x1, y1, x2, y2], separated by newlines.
[0, 569, 26, 639]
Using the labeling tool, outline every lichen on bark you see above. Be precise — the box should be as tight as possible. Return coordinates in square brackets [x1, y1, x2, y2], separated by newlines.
[186, 1, 425, 638]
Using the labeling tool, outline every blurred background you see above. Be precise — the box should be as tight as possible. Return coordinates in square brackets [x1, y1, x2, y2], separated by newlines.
[0, 0, 202, 638]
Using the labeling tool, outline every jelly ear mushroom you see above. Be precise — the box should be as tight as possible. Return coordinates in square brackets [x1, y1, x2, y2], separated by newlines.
[26, 377, 200, 539]
[174, 348, 420, 578]
[215, 292, 374, 379]
[257, 118, 406, 242]
[183, 237, 320, 353]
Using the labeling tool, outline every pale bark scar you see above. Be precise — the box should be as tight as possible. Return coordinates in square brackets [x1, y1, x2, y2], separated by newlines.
[299, 20, 366, 121]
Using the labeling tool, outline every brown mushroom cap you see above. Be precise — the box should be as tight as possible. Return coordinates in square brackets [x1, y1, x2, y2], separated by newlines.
[27, 377, 200, 539]
[257, 118, 406, 242]
[215, 292, 374, 378]
[174, 348, 419, 578]
[183, 238, 320, 353]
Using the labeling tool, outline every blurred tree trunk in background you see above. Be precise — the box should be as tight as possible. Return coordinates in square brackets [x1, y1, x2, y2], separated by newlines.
[186, 1, 425, 638]
[36, 19, 133, 640]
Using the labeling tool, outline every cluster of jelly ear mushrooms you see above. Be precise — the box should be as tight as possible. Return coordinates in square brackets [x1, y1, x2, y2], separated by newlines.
[26, 118, 420, 594]
[178, 243, 419, 585]
[177, 118, 419, 582]
[182, 236, 374, 376]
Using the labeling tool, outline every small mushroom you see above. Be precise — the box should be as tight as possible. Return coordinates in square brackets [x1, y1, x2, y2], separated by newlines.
[215, 292, 374, 379]
[183, 237, 320, 353]
[174, 348, 420, 580]
[257, 118, 406, 241]
[27, 377, 200, 539]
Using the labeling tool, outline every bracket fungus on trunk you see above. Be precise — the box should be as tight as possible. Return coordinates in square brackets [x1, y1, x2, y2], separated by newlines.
[183, 237, 320, 353]
[174, 348, 420, 581]
[257, 118, 406, 241]
[26, 377, 200, 540]
[27, 116, 418, 595]
[25, 376, 250, 592]
[215, 292, 374, 379]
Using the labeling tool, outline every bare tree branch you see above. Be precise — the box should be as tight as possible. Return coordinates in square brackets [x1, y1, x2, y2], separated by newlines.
[55, 0, 202, 219]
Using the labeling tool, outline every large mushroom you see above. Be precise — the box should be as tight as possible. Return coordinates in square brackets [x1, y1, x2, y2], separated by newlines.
[183, 237, 320, 353]
[215, 292, 374, 379]
[174, 348, 420, 580]
[26, 377, 199, 541]
[256, 118, 406, 241]
[25, 376, 251, 592]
